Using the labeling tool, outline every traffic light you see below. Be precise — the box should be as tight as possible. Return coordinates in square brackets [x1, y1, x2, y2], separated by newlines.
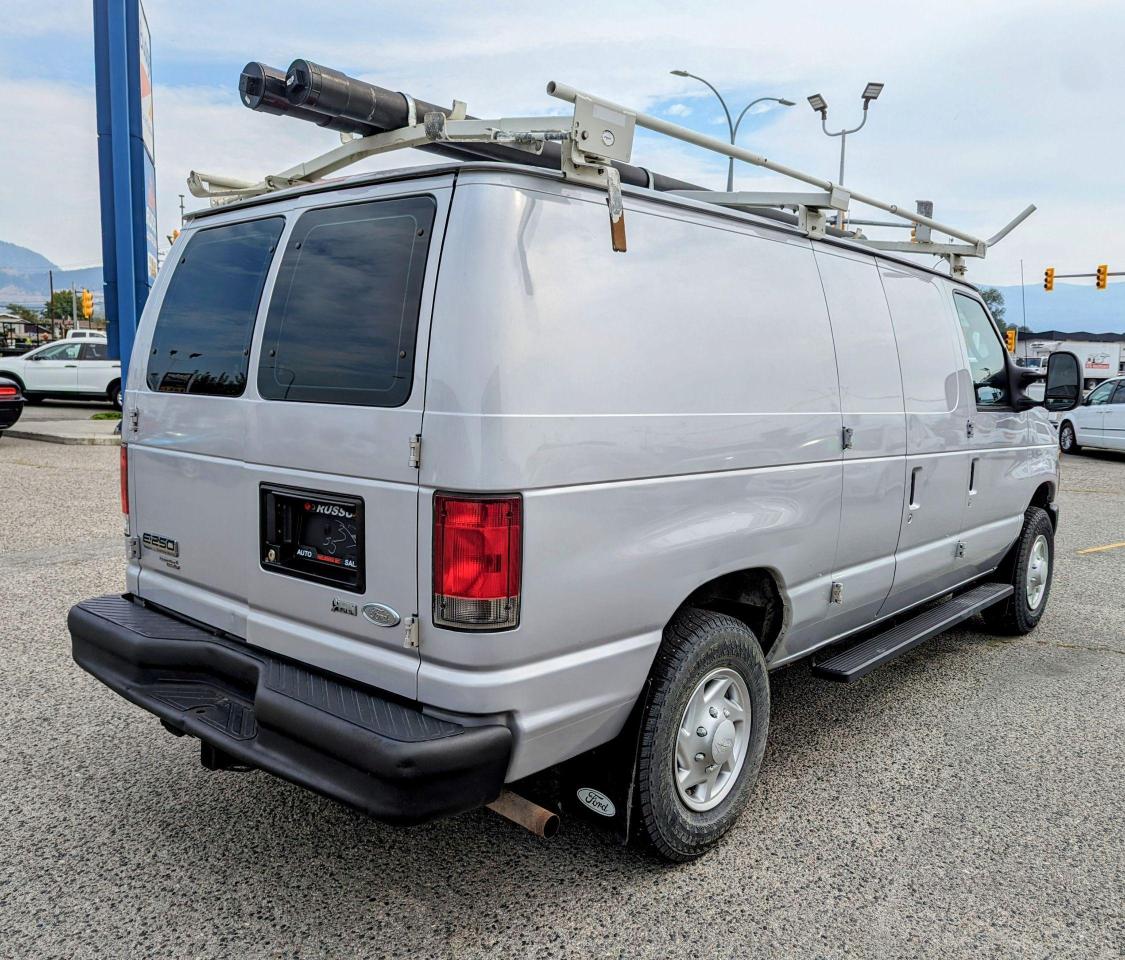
[1043, 267, 1055, 291]
[1005, 328, 1017, 353]
[81, 288, 94, 320]
[1096, 264, 1108, 290]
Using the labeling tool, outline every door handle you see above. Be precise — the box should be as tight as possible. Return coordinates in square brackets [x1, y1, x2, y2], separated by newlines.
[64, 364, 78, 368]
[968, 458, 980, 499]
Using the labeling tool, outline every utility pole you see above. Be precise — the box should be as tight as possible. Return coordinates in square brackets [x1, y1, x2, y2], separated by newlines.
[72, 283, 78, 331]
[1020, 259, 1027, 329]
[48, 268, 56, 340]
[179, 193, 185, 227]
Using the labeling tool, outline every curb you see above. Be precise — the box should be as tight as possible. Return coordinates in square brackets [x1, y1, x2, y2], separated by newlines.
[4, 428, 120, 446]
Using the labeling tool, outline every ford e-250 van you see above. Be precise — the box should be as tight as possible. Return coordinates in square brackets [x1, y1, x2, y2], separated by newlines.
[68, 159, 1083, 860]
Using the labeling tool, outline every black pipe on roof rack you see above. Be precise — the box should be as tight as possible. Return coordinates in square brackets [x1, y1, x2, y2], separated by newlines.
[238, 59, 825, 234]
[239, 63, 372, 136]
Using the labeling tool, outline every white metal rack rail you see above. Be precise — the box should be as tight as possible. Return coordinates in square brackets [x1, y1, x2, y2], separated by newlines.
[188, 80, 1035, 277]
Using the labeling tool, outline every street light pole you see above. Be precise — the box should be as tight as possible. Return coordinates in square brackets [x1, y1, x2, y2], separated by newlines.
[806, 83, 884, 226]
[670, 70, 794, 191]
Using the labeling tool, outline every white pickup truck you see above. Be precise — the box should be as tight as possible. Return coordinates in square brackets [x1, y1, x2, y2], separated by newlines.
[0, 339, 122, 409]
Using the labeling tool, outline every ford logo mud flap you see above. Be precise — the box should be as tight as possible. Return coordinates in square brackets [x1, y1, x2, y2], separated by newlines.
[556, 701, 648, 845]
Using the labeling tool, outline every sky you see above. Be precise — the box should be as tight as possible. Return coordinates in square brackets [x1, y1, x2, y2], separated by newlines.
[1, 0, 1123, 291]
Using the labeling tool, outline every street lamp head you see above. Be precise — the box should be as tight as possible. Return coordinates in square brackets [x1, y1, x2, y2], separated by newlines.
[778, 98, 796, 107]
[861, 82, 884, 103]
[807, 93, 827, 115]
[670, 69, 690, 77]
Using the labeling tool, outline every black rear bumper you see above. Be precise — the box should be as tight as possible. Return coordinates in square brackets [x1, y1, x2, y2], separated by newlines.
[68, 595, 511, 824]
[0, 398, 24, 430]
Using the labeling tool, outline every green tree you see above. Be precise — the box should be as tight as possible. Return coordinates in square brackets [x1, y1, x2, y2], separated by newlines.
[45, 289, 78, 324]
[979, 286, 1006, 324]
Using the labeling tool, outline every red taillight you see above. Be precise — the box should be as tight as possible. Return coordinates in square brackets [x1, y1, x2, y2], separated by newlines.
[0, 384, 18, 398]
[119, 445, 129, 515]
[433, 494, 522, 630]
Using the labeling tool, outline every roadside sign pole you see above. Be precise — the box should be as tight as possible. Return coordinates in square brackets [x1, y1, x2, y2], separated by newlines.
[93, 0, 157, 394]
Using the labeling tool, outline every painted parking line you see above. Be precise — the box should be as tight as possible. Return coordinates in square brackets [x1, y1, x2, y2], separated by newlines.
[1076, 541, 1125, 556]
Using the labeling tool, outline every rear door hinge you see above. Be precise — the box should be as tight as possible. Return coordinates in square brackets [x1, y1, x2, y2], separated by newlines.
[403, 615, 419, 649]
[842, 426, 854, 451]
[830, 581, 844, 604]
[126, 536, 140, 559]
[409, 434, 422, 469]
[966, 419, 974, 439]
[955, 540, 966, 559]
[129, 408, 140, 433]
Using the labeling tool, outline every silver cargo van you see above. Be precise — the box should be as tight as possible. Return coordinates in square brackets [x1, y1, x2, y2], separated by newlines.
[69, 161, 1082, 860]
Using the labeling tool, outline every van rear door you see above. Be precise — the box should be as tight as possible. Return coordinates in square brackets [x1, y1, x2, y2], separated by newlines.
[130, 180, 450, 701]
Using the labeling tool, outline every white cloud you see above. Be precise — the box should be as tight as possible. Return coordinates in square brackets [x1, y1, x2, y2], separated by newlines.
[665, 103, 692, 117]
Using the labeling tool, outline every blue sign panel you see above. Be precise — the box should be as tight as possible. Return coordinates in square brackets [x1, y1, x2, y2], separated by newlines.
[93, 0, 156, 390]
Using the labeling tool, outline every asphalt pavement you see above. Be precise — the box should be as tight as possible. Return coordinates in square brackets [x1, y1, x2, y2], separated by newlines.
[0, 438, 1122, 959]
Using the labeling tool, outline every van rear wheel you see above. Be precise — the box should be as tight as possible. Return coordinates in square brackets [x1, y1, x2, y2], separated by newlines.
[636, 608, 769, 861]
[981, 506, 1054, 636]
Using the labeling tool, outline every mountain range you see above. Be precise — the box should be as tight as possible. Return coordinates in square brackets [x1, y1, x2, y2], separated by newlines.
[0, 241, 102, 311]
[991, 281, 1125, 335]
[1, 240, 1122, 335]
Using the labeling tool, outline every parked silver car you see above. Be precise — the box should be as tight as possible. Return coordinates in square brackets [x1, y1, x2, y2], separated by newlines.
[68, 162, 1081, 860]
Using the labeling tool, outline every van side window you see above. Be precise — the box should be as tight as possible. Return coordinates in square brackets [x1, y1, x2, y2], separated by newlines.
[257, 196, 435, 408]
[953, 294, 1010, 408]
[147, 217, 284, 397]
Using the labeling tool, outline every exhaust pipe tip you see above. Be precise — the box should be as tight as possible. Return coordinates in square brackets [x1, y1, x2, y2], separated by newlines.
[486, 789, 560, 839]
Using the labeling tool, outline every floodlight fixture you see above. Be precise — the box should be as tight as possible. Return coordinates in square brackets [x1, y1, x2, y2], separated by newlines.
[807, 93, 827, 115]
[862, 82, 884, 103]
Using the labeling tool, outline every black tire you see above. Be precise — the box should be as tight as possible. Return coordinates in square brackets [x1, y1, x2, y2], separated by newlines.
[981, 506, 1054, 636]
[636, 607, 770, 861]
[1058, 420, 1080, 454]
[107, 380, 122, 411]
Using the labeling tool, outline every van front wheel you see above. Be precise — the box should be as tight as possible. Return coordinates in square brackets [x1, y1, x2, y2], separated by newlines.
[636, 608, 769, 861]
[982, 506, 1054, 636]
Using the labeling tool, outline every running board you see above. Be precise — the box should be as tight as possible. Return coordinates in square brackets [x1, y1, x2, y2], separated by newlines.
[811, 583, 1014, 683]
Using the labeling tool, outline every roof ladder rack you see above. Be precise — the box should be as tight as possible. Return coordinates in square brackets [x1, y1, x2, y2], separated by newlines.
[188, 74, 1035, 276]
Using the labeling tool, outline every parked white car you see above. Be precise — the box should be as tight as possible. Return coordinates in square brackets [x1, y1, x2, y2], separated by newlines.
[0, 339, 122, 409]
[1058, 376, 1125, 453]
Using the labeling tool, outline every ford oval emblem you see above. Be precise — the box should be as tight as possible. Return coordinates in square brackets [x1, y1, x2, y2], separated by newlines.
[362, 603, 401, 628]
[576, 786, 616, 818]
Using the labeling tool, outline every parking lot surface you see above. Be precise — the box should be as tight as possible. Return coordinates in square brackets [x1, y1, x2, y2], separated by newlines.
[1, 437, 1122, 959]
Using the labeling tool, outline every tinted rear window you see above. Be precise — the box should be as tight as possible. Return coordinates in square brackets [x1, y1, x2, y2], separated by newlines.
[147, 217, 284, 396]
[257, 196, 435, 408]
